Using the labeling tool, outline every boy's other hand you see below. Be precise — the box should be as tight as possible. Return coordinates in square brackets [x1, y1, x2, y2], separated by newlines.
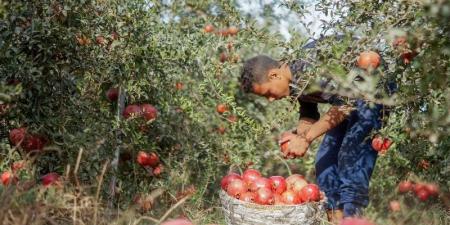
[286, 135, 310, 158]
[279, 132, 311, 159]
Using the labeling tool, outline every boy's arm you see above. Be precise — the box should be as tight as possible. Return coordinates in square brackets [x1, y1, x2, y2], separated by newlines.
[304, 105, 352, 142]
[296, 117, 316, 135]
[282, 105, 351, 158]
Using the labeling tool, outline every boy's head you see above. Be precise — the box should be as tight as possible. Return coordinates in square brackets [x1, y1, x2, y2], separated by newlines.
[240, 55, 292, 102]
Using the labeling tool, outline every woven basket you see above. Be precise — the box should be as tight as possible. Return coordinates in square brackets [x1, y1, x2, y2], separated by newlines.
[219, 190, 327, 225]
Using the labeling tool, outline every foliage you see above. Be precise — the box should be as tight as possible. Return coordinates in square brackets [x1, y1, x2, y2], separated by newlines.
[0, 0, 449, 224]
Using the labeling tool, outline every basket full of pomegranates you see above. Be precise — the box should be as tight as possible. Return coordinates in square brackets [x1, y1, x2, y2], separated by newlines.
[219, 169, 326, 225]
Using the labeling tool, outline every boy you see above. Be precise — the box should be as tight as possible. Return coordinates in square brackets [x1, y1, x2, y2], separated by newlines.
[239, 42, 386, 221]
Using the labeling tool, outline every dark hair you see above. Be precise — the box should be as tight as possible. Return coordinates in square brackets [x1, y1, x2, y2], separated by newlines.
[240, 55, 279, 93]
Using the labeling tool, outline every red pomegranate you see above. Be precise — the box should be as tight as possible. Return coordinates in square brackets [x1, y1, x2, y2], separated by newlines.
[226, 179, 247, 198]
[242, 169, 261, 186]
[288, 177, 308, 193]
[339, 217, 375, 225]
[160, 218, 193, 225]
[9, 127, 27, 146]
[220, 173, 242, 190]
[240, 192, 256, 203]
[416, 189, 430, 201]
[299, 184, 320, 202]
[41, 172, 60, 187]
[141, 104, 158, 121]
[136, 151, 159, 167]
[389, 200, 401, 212]
[398, 180, 413, 193]
[269, 176, 287, 194]
[1, 171, 17, 186]
[249, 177, 272, 192]
[123, 104, 142, 119]
[286, 174, 305, 187]
[22, 135, 47, 152]
[106, 87, 119, 102]
[424, 183, 439, 196]
[254, 187, 274, 205]
[382, 138, 393, 150]
[357, 51, 381, 70]
[281, 190, 301, 205]
[371, 136, 384, 152]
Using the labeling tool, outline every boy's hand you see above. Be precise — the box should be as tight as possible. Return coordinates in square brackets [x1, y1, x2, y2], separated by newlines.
[279, 132, 311, 159]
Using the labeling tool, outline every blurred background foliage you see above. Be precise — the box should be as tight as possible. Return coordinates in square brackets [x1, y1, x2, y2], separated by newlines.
[0, 0, 449, 224]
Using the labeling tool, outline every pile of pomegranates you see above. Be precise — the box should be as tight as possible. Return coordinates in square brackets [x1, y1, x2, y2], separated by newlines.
[397, 180, 439, 201]
[221, 169, 322, 205]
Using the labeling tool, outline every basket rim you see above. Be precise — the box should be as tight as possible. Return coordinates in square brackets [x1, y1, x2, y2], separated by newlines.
[219, 189, 326, 209]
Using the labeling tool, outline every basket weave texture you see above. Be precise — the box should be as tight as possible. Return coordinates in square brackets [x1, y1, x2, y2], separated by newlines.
[219, 190, 327, 225]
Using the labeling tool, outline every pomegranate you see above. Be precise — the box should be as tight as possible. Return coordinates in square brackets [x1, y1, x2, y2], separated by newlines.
[416, 189, 430, 201]
[136, 151, 159, 167]
[249, 177, 272, 192]
[160, 218, 193, 225]
[106, 87, 119, 102]
[382, 138, 393, 150]
[9, 127, 27, 146]
[280, 141, 289, 153]
[240, 192, 256, 203]
[339, 217, 375, 225]
[41, 172, 60, 187]
[269, 176, 287, 194]
[424, 183, 439, 196]
[281, 190, 301, 205]
[357, 51, 381, 70]
[242, 169, 261, 186]
[286, 174, 305, 188]
[1, 171, 17, 185]
[288, 177, 308, 193]
[123, 104, 142, 119]
[398, 180, 413, 193]
[141, 104, 158, 121]
[22, 135, 46, 152]
[175, 82, 184, 90]
[413, 182, 426, 195]
[299, 184, 320, 202]
[204, 24, 215, 33]
[226, 179, 247, 198]
[254, 187, 274, 205]
[216, 104, 228, 114]
[220, 173, 242, 190]
[153, 164, 164, 176]
[227, 26, 239, 36]
[371, 136, 384, 152]
[389, 200, 401, 212]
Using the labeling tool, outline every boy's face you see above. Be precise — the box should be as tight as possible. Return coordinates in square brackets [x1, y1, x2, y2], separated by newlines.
[251, 63, 292, 102]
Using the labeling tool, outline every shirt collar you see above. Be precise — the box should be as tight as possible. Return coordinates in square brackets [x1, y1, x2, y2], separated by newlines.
[289, 59, 309, 97]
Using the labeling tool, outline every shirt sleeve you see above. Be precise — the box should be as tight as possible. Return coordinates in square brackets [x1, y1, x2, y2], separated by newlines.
[298, 100, 320, 121]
